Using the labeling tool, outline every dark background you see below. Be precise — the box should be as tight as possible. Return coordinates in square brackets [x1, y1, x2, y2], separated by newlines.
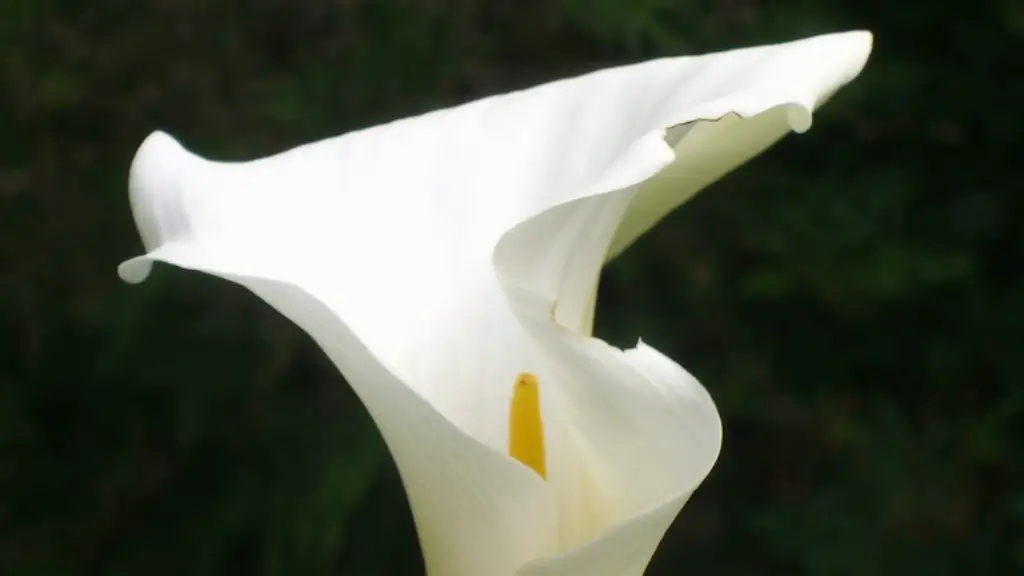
[2, 1, 1022, 574]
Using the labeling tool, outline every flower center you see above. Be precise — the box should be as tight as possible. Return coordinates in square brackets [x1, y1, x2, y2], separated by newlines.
[508, 373, 546, 479]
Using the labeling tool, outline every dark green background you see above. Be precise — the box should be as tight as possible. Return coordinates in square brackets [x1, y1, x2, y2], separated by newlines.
[3, 1, 1021, 574]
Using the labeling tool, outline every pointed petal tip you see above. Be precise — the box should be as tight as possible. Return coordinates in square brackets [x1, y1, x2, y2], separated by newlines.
[784, 30, 874, 135]
[821, 30, 874, 85]
[812, 29, 872, 56]
[127, 130, 196, 254]
[119, 131, 195, 284]
[838, 29, 874, 73]
[846, 29, 874, 50]
[131, 131, 187, 186]
[136, 129, 181, 152]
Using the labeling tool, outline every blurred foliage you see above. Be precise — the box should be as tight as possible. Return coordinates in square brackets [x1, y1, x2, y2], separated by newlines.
[1, 0, 1022, 574]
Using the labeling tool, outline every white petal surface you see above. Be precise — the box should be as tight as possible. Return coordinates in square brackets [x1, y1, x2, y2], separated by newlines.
[491, 32, 871, 568]
[495, 189, 721, 560]
[120, 30, 872, 576]
[122, 31, 871, 451]
[122, 242, 557, 576]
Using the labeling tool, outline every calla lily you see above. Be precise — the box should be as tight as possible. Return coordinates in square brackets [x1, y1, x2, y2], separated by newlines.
[119, 31, 872, 575]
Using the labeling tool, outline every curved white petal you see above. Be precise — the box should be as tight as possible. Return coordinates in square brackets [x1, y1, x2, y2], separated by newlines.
[491, 32, 872, 568]
[120, 30, 872, 576]
[495, 188, 721, 558]
[606, 31, 873, 258]
[121, 30, 871, 451]
[122, 242, 557, 576]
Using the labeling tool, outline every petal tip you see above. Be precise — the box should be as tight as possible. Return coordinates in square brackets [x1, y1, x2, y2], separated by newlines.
[128, 130, 195, 252]
[844, 29, 874, 70]
[131, 131, 186, 183]
[826, 30, 874, 84]
[785, 104, 813, 134]
[788, 30, 875, 134]
[117, 256, 153, 284]
[848, 29, 874, 49]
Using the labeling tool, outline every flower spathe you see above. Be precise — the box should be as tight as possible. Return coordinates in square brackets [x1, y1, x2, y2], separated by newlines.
[119, 31, 872, 576]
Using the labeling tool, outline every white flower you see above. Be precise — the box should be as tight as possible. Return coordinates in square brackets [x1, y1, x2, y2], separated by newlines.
[119, 31, 872, 576]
